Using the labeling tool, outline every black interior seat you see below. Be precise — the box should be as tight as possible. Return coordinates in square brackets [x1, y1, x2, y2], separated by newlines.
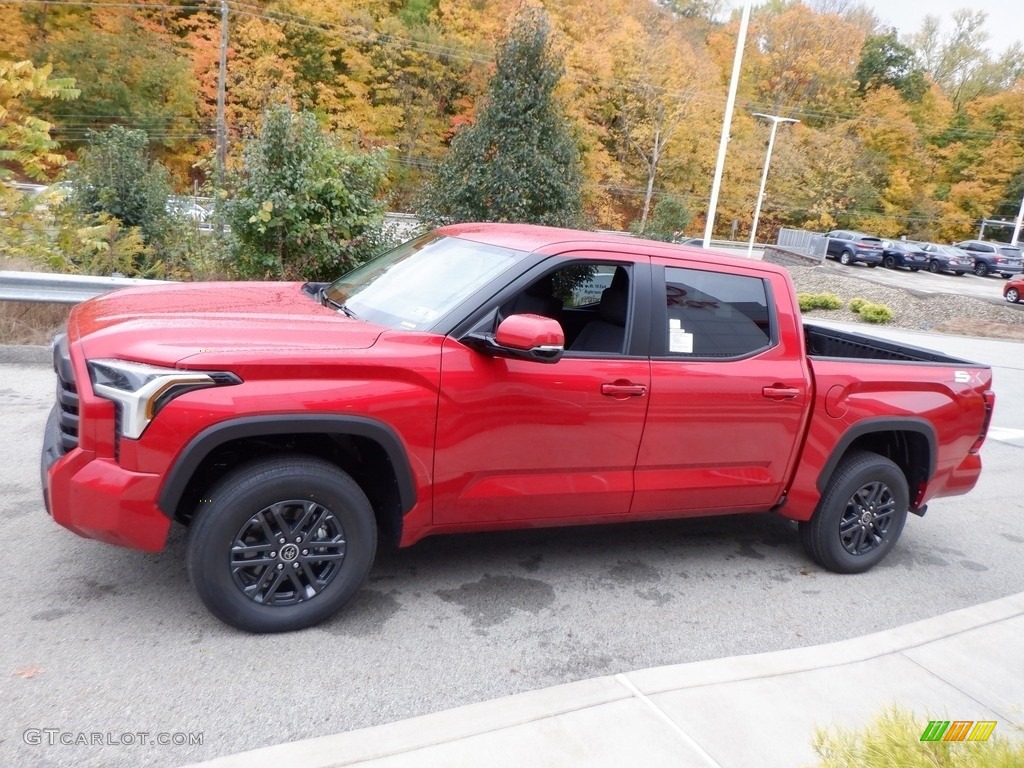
[500, 274, 562, 321]
[569, 267, 628, 353]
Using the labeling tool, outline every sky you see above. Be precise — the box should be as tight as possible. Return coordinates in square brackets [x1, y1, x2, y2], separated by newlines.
[864, 0, 1023, 55]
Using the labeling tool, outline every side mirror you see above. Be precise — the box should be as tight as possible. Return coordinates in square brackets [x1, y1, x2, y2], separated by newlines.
[466, 314, 565, 364]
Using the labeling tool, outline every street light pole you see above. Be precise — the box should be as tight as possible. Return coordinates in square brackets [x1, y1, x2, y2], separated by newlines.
[747, 113, 798, 257]
[703, 0, 753, 248]
[1012, 186, 1024, 246]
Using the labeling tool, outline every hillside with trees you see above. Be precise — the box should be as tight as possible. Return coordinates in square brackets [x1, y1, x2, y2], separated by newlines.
[2, 0, 1023, 266]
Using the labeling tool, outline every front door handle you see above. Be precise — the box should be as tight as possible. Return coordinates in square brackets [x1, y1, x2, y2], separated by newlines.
[601, 382, 648, 398]
[762, 386, 800, 400]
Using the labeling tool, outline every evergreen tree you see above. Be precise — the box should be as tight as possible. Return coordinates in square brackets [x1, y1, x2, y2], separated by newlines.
[421, 7, 583, 228]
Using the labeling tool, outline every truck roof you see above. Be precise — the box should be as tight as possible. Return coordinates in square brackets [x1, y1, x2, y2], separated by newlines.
[437, 222, 790, 277]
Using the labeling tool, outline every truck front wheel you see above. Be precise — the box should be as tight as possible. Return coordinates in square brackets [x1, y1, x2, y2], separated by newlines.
[799, 451, 908, 574]
[187, 455, 377, 633]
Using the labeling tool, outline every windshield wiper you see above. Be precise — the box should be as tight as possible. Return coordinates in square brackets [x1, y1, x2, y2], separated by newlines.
[319, 287, 359, 319]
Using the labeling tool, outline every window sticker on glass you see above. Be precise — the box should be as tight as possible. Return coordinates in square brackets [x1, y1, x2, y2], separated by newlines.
[669, 319, 693, 353]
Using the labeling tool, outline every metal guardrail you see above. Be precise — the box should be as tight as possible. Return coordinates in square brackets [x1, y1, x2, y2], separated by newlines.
[0, 271, 171, 304]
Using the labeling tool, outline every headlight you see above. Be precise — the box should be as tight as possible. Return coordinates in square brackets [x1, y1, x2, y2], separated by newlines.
[88, 359, 241, 439]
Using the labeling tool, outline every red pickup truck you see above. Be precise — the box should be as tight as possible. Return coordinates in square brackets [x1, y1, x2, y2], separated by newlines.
[41, 223, 994, 632]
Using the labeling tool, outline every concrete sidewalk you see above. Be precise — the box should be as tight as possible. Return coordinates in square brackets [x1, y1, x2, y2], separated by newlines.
[187, 592, 1024, 768]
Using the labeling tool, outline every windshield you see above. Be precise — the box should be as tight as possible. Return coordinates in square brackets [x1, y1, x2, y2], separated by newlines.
[323, 232, 528, 330]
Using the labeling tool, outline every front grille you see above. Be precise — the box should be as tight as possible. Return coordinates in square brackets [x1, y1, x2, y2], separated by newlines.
[53, 333, 79, 454]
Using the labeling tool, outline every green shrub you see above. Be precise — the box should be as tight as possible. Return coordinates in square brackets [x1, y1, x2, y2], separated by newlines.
[856, 302, 895, 323]
[798, 292, 844, 312]
[848, 297, 868, 312]
[812, 706, 1024, 767]
[816, 292, 843, 310]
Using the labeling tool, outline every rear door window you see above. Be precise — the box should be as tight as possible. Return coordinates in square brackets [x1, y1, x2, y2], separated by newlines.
[657, 267, 773, 358]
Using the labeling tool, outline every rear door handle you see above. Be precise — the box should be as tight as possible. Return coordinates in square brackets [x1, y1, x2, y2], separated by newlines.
[762, 386, 800, 400]
[601, 383, 648, 398]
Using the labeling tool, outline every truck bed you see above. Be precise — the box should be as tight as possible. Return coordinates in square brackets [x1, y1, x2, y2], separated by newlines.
[803, 323, 979, 365]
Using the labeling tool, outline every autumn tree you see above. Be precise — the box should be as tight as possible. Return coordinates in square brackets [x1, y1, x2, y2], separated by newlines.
[612, 10, 711, 231]
[226, 103, 387, 281]
[420, 7, 583, 227]
[0, 60, 78, 182]
[910, 10, 1009, 110]
[0, 60, 79, 267]
[40, 16, 198, 166]
[748, 4, 865, 122]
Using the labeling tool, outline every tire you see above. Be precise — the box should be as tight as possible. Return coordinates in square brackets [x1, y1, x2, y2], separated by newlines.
[883, 255, 896, 269]
[1006, 288, 1020, 303]
[187, 455, 377, 633]
[928, 260, 940, 273]
[839, 251, 853, 266]
[973, 262, 989, 277]
[799, 451, 909, 574]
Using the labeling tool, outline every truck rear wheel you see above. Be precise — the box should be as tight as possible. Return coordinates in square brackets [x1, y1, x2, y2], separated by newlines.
[799, 451, 908, 574]
[187, 455, 377, 633]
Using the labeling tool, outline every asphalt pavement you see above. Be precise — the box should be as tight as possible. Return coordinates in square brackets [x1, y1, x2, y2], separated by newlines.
[184, 591, 1024, 767]
[1, 324, 1022, 767]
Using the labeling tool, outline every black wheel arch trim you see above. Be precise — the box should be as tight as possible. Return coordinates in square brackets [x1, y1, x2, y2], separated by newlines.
[815, 417, 937, 494]
[157, 414, 417, 520]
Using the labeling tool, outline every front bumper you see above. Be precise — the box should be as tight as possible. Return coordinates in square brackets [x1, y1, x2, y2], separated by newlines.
[41, 405, 170, 552]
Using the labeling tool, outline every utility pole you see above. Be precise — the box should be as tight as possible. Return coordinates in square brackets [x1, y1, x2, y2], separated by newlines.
[216, 0, 229, 188]
[703, 0, 752, 248]
[747, 113, 799, 257]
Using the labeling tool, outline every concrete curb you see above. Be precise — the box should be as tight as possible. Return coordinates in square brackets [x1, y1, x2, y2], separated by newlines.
[184, 592, 1024, 768]
[0, 344, 49, 365]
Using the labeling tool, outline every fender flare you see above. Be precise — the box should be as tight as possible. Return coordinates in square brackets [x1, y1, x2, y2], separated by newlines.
[816, 417, 937, 493]
[157, 414, 417, 518]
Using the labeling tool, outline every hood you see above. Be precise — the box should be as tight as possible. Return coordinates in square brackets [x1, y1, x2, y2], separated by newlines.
[71, 281, 384, 366]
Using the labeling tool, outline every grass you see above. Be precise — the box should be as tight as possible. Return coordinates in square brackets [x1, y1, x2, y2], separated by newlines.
[0, 301, 70, 344]
[812, 706, 1024, 767]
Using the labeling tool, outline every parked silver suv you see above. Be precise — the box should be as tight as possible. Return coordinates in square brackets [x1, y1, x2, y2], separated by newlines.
[953, 240, 1023, 278]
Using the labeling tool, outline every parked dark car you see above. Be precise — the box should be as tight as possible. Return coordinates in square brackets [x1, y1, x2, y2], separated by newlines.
[824, 230, 884, 266]
[880, 240, 929, 271]
[954, 240, 1023, 278]
[920, 243, 973, 275]
[1004, 275, 1024, 303]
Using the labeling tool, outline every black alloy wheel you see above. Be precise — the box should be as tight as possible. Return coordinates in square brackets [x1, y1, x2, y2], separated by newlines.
[974, 262, 989, 277]
[928, 260, 940, 273]
[229, 499, 347, 607]
[799, 451, 909, 574]
[188, 455, 377, 633]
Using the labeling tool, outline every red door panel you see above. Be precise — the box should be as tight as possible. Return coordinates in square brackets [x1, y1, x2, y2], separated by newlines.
[633, 356, 807, 514]
[432, 337, 650, 524]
